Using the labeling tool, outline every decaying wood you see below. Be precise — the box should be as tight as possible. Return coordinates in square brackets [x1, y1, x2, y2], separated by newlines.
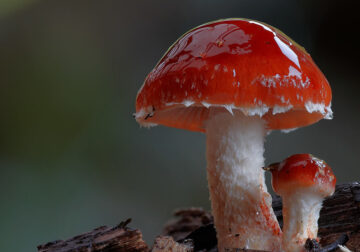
[162, 207, 213, 241]
[152, 236, 193, 252]
[38, 182, 360, 252]
[305, 234, 349, 252]
[37, 219, 148, 252]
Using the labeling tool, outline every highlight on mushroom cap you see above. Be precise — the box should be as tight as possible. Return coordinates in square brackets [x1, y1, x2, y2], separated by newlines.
[135, 18, 332, 132]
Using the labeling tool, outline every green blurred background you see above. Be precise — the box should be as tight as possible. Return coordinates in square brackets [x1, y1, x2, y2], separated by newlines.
[0, 0, 359, 251]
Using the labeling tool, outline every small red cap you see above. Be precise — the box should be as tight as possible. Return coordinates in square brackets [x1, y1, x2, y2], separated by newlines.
[270, 154, 336, 197]
[135, 19, 332, 132]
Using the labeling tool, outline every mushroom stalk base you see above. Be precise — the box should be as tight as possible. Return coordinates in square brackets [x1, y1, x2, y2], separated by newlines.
[282, 190, 323, 252]
[205, 111, 281, 251]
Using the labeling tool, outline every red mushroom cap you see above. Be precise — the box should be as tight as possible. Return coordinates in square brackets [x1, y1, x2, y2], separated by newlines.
[135, 19, 332, 132]
[270, 154, 336, 197]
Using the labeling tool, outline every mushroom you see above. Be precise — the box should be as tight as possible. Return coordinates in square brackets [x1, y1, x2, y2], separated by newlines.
[135, 19, 332, 251]
[268, 154, 336, 252]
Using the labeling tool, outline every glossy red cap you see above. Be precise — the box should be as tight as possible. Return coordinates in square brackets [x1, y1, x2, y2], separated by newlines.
[270, 154, 336, 197]
[135, 19, 332, 132]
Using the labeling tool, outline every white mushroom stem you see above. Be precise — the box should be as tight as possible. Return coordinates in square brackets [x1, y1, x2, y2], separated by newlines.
[281, 189, 324, 252]
[205, 110, 281, 251]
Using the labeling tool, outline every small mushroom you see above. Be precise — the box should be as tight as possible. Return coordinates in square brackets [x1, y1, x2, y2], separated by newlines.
[135, 19, 332, 251]
[268, 154, 336, 252]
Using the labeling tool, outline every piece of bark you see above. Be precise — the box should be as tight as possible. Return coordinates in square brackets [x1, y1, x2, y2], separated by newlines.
[162, 207, 213, 241]
[152, 236, 194, 252]
[37, 219, 148, 252]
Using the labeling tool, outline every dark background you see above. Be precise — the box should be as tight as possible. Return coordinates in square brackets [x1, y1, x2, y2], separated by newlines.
[0, 0, 359, 251]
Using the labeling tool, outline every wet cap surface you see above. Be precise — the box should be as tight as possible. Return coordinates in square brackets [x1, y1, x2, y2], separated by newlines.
[135, 19, 332, 132]
[271, 154, 336, 196]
